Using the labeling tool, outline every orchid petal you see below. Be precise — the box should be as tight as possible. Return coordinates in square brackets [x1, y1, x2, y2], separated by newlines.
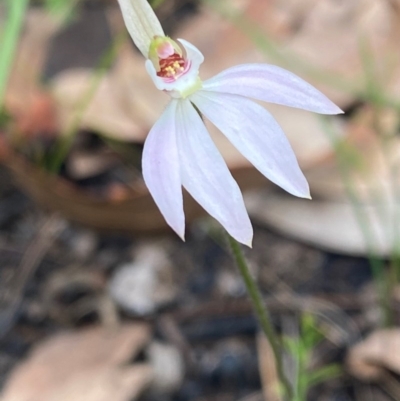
[191, 91, 310, 198]
[177, 39, 204, 72]
[176, 99, 253, 246]
[117, 0, 164, 57]
[142, 100, 185, 239]
[203, 64, 343, 115]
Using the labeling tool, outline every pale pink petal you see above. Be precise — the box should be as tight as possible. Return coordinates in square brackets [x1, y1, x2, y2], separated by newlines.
[176, 99, 253, 246]
[142, 100, 185, 239]
[191, 91, 310, 198]
[177, 39, 204, 71]
[202, 64, 343, 115]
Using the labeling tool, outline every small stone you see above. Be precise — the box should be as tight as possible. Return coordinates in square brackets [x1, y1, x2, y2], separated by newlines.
[147, 342, 184, 394]
[70, 230, 98, 260]
[109, 242, 178, 316]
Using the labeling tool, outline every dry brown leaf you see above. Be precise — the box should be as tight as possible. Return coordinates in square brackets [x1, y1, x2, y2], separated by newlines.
[245, 189, 395, 257]
[50, 68, 148, 142]
[0, 324, 153, 401]
[286, 0, 400, 106]
[346, 329, 400, 381]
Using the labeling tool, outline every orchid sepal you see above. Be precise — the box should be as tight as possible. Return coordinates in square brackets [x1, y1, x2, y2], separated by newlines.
[117, 0, 164, 58]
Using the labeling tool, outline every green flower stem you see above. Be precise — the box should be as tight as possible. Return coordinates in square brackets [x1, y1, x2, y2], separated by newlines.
[226, 233, 293, 400]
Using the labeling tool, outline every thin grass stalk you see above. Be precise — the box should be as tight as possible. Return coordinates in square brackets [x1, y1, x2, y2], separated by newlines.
[0, 0, 29, 112]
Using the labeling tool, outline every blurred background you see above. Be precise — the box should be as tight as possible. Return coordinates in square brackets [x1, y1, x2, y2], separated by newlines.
[1, 0, 400, 400]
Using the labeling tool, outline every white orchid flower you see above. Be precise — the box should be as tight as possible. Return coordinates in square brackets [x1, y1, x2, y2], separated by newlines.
[117, 0, 343, 246]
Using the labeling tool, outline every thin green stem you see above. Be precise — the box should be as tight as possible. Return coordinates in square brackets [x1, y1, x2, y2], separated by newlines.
[0, 0, 29, 112]
[226, 233, 293, 401]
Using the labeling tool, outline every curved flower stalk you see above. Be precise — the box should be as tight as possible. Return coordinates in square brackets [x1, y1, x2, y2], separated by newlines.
[117, 0, 343, 246]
